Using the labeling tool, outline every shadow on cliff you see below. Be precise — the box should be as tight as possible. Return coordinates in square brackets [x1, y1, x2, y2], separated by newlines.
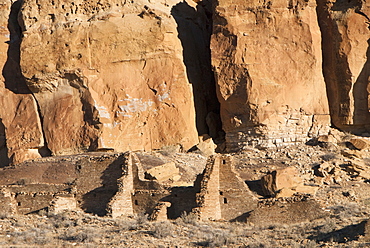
[171, 1, 224, 141]
[81, 155, 124, 216]
[353, 39, 370, 127]
[0, 119, 9, 167]
[2, 0, 31, 94]
[318, 0, 370, 132]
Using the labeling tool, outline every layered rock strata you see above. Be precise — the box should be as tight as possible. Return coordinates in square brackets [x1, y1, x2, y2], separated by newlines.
[211, 0, 331, 150]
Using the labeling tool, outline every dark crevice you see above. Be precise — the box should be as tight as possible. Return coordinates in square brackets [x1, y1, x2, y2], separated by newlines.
[79, 86, 102, 151]
[2, 0, 30, 94]
[0, 118, 10, 167]
[31, 94, 52, 157]
[171, 0, 224, 143]
[316, 0, 358, 131]
[3, 0, 52, 157]
[353, 39, 370, 128]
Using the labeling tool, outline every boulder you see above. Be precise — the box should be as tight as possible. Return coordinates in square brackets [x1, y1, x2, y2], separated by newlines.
[261, 167, 302, 196]
[145, 162, 180, 182]
[316, 162, 335, 177]
[341, 149, 363, 159]
[317, 135, 338, 147]
[343, 160, 370, 180]
[196, 135, 216, 157]
[349, 138, 369, 150]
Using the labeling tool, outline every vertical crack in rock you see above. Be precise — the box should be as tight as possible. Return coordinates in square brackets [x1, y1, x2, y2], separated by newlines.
[2, 0, 30, 95]
[7, 0, 50, 157]
[317, 0, 370, 133]
[30, 94, 52, 157]
[171, 0, 224, 143]
[0, 119, 9, 167]
[1, 0, 49, 162]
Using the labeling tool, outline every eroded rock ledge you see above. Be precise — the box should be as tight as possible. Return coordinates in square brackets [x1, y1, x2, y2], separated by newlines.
[0, 0, 370, 164]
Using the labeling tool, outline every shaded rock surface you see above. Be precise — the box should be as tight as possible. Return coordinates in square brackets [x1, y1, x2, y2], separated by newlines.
[1, 0, 370, 165]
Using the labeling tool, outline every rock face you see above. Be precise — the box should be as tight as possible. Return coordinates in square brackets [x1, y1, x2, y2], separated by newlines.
[0, 1, 45, 165]
[1, 0, 370, 164]
[1, 0, 216, 164]
[211, 0, 331, 151]
[19, 0, 200, 155]
[317, 0, 370, 132]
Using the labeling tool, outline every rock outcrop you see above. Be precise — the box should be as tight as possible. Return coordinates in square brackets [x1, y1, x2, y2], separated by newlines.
[19, 0, 200, 155]
[0, 0, 46, 165]
[1, 0, 370, 164]
[211, 0, 331, 151]
[317, 0, 370, 133]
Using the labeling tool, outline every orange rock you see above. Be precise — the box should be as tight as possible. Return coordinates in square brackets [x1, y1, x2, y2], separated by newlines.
[212, 0, 330, 150]
[349, 138, 369, 150]
[18, 0, 199, 156]
[317, 0, 370, 130]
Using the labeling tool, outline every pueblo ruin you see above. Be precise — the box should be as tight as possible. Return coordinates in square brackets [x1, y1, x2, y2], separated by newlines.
[2, 0, 370, 246]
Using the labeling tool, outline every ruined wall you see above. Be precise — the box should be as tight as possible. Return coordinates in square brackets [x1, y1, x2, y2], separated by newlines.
[193, 155, 222, 220]
[193, 155, 255, 220]
[2, 0, 370, 164]
[0, 153, 124, 215]
[107, 152, 171, 217]
[218, 155, 256, 220]
[212, 0, 331, 150]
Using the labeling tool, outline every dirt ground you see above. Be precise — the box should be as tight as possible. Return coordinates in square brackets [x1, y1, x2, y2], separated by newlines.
[1, 134, 370, 247]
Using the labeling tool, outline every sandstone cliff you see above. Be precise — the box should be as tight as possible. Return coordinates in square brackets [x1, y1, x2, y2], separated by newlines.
[211, 0, 331, 150]
[1, 0, 210, 164]
[317, 0, 370, 132]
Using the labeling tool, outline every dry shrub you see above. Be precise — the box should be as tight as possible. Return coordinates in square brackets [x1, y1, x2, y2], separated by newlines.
[176, 211, 198, 225]
[48, 212, 75, 228]
[10, 228, 52, 245]
[198, 228, 235, 247]
[60, 227, 96, 243]
[151, 221, 175, 238]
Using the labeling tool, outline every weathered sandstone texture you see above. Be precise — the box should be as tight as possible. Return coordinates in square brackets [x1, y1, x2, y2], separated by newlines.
[211, 0, 331, 151]
[1, 0, 216, 165]
[317, 0, 370, 132]
[19, 0, 200, 155]
[0, 1, 46, 165]
[2, 0, 370, 164]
